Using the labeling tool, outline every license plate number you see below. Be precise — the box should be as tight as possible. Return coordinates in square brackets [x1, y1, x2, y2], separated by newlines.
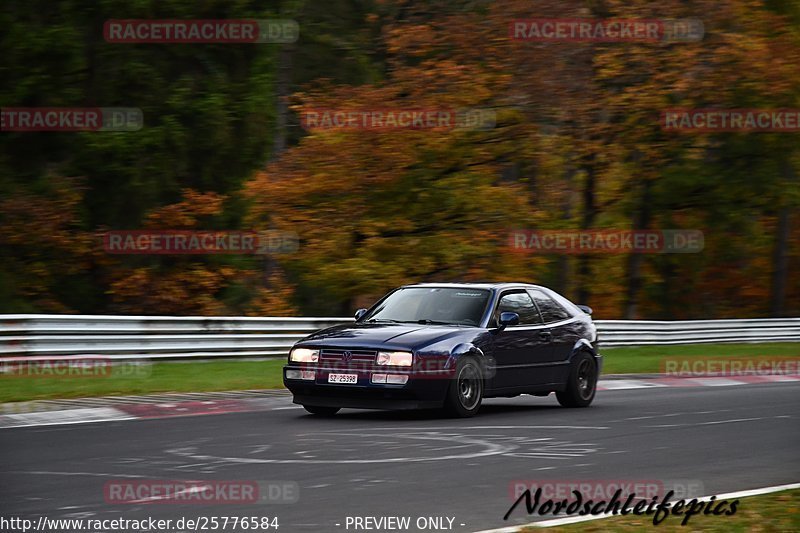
[328, 373, 358, 384]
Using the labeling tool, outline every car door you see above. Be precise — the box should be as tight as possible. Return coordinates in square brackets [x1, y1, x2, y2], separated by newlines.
[488, 290, 551, 390]
[527, 288, 578, 371]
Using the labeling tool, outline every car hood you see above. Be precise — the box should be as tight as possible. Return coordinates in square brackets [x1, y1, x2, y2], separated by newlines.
[298, 323, 471, 350]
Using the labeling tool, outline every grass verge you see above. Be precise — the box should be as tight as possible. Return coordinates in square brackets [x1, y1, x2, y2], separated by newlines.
[520, 488, 800, 532]
[0, 359, 286, 403]
[600, 342, 799, 374]
[0, 342, 797, 403]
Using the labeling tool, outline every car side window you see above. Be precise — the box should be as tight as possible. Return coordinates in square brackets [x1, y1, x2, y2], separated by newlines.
[495, 291, 543, 326]
[528, 289, 571, 323]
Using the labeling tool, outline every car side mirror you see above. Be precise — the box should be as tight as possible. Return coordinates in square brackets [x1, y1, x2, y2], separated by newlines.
[354, 308, 368, 321]
[576, 305, 593, 315]
[498, 312, 520, 330]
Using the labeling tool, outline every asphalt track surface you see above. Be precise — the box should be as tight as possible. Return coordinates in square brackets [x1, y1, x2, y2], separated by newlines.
[1, 382, 798, 532]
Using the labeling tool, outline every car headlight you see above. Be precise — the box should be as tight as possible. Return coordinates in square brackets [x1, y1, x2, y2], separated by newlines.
[376, 351, 413, 367]
[290, 347, 319, 363]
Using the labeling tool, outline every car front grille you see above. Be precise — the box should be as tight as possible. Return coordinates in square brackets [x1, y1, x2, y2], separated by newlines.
[319, 348, 377, 364]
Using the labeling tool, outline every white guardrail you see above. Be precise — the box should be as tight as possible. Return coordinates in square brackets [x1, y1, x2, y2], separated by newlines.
[0, 315, 798, 361]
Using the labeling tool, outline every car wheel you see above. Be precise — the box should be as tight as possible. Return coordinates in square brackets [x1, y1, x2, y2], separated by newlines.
[303, 405, 341, 416]
[443, 358, 483, 418]
[556, 352, 597, 408]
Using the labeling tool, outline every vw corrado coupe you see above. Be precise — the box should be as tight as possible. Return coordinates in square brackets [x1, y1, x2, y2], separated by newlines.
[283, 283, 601, 417]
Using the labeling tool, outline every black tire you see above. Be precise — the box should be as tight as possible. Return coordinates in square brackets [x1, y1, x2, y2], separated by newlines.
[556, 352, 597, 408]
[303, 405, 340, 416]
[443, 357, 484, 418]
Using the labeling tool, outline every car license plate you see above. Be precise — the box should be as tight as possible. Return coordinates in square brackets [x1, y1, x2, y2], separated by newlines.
[328, 373, 358, 384]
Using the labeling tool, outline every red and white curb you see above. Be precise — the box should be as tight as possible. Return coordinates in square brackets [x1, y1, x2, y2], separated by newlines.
[0, 407, 137, 427]
[0, 404, 255, 429]
[0, 391, 290, 429]
[1, 376, 798, 429]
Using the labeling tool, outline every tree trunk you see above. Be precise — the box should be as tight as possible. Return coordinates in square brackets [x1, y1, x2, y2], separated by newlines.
[769, 207, 790, 317]
[770, 159, 796, 317]
[555, 163, 575, 298]
[576, 158, 596, 304]
[272, 43, 293, 158]
[623, 179, 652, 319]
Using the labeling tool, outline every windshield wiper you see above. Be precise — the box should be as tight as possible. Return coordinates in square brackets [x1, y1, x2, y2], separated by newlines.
[367, 318, 458, 326]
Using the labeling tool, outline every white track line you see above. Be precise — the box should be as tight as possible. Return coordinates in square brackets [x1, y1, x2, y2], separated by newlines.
[601, 380, 667, 390]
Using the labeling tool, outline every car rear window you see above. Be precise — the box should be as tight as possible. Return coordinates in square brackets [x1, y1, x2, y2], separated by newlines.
[528, 289, 572, 323]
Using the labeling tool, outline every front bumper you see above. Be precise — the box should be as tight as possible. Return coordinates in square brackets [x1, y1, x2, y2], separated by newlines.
[283, 365, 450, 410]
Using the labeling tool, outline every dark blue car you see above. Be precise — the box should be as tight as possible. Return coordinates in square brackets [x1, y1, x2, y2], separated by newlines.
[283, 283, 601, 417]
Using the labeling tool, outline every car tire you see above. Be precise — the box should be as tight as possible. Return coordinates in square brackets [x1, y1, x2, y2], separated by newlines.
[303, 405, 340, 416]
[556, 352, 597, 408]
[443, 357, 484, 418]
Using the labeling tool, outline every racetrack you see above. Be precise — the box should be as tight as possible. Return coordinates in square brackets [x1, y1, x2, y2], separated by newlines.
[1, 382, 798, 532]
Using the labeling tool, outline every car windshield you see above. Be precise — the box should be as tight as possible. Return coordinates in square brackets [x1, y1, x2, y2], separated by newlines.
[362, 287, 490, 326]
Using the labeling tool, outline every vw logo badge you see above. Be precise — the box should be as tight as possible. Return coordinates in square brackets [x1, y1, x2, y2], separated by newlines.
[342, 351, 353, 362]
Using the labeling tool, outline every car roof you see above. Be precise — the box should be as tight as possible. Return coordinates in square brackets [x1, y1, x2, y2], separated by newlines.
[400, 282, 546, 291]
